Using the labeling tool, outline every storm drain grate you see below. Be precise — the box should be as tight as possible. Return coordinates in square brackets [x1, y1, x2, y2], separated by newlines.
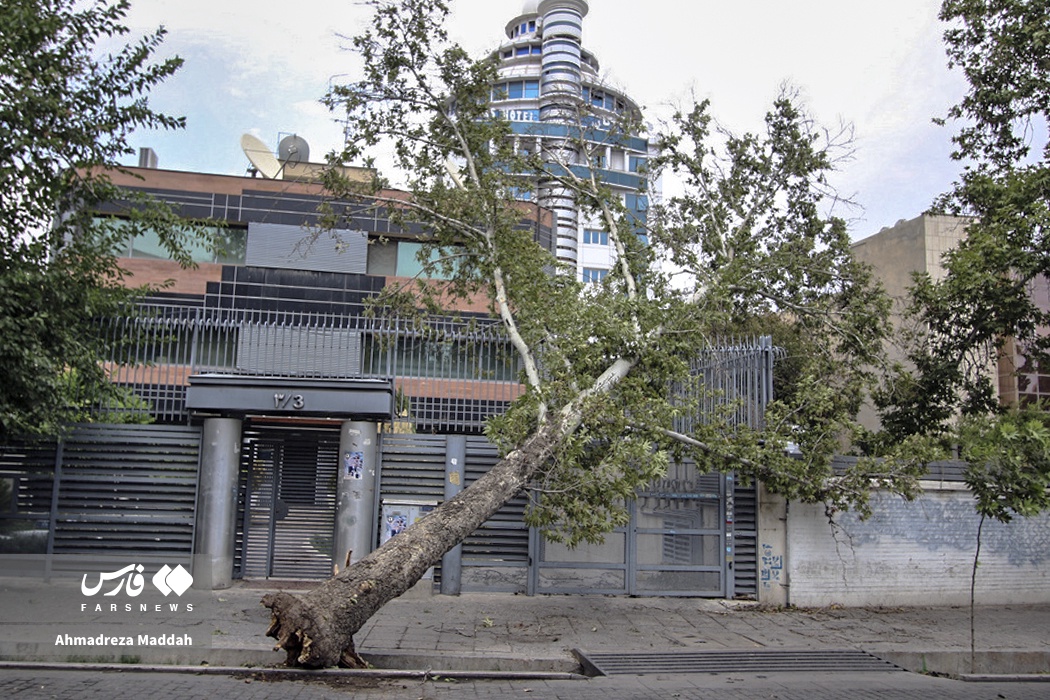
[574, 649, 903, 676]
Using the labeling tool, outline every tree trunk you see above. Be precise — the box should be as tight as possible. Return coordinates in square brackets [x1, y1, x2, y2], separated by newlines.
[262, 421, 562, 668]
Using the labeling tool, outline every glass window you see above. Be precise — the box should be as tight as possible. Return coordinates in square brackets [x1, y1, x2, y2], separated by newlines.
[507, 81, 524, 99]
[396, 241, 460, 280]
[583, 229, 609, 245]
[528, 20, 536, 32]
[582, 268, 608, 284]
[626, 193, 649, 212]
[107, 217, 246, 265]
[523, 80, 539, 99]
[629, 156, 647, 173]
[521, 22, 528, 35]
[531, 45, 542, 54]
[516, 46, 531, 57]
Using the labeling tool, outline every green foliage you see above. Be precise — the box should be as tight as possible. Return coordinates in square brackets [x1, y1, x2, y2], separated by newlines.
[879, 1, 1050, 439]
[324, 1, 904, 545]
[870, 1, 1050, 523]
[961, 407, 1050, 522]
[0, 0, 192, 438]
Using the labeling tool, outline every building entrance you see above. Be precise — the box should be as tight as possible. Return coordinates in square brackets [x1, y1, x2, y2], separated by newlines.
[238, 425, 340, 579]
[530, 463, 734, 597]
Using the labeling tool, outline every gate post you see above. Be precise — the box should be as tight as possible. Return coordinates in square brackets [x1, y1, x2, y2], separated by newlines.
[335, 421, 379, 569]
[192, 417, 242, 590]
[440, 435, 466, 595]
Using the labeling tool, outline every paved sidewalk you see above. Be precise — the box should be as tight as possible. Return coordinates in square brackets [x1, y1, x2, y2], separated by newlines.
[2, 577, 1050, 677]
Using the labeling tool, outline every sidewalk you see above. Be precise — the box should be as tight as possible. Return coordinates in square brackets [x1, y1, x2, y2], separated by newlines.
[2, 577, 1050, 678]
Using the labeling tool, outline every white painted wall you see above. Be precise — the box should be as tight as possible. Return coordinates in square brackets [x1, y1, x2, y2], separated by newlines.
[779, 484, 1050, 607]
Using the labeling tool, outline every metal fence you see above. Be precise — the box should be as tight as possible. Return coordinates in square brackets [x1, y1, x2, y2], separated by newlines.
[96, 303, 776, 433]
[97, 302, 522, 430]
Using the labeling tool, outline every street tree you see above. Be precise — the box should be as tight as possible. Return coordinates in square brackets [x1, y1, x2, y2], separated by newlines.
[262, 0, 924, 668]
[0, 0, 200, 439]
[873, 0, 1050, 521]
[871, 2, 1050, 667]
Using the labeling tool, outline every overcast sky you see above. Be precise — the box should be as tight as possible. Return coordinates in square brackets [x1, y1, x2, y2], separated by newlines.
[119, 0, 966, 240]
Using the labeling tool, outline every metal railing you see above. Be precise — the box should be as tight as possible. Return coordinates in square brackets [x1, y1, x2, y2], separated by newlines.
[96, 302, 522, 430]
[96, 304, 775, 433]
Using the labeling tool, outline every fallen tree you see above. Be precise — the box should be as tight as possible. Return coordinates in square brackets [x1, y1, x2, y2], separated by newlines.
[263, 0, 928, 667]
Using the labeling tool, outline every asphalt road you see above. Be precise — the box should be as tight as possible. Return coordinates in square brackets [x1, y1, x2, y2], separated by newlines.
[2, 667, 1049, 699]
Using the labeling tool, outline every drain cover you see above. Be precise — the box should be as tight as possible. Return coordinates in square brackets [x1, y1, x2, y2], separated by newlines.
[574, 649, 902, 676]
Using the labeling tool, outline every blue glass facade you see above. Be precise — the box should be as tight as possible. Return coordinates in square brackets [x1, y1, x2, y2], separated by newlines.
[489, 1, 652, 280]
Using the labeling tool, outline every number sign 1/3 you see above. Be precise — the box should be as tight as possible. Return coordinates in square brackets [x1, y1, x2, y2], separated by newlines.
[273, 393, 305, 410]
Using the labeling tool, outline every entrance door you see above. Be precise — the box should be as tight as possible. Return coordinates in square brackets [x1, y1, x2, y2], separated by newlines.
[239, 426, 339, 579]
[530, 463, 731, 596]
[633, 464, 728, 596]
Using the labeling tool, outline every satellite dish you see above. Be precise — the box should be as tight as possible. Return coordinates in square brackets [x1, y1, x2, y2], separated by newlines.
[278, 134, 310, 163]
[240, 133, 281, 179]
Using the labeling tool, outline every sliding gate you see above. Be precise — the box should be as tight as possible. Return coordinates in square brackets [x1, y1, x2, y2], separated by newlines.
[530, 462, 734, 597]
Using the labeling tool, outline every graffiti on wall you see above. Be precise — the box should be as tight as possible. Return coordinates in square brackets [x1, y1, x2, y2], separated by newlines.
[760, 542, 783, 589]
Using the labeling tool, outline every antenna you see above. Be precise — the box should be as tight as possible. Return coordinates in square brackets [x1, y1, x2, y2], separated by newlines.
[240, 133, 282, 179]
[278, 134, 311, 163]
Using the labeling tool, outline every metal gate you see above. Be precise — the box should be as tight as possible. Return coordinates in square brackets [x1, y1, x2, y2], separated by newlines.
[530, 462, 732, 597]
[237, 425, 339, 579]
[0, 424, 201, 578]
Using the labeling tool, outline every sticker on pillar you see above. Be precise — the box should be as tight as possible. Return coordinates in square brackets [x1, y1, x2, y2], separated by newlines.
[385, 513, 409, 540]
[344, 451, 364, 479]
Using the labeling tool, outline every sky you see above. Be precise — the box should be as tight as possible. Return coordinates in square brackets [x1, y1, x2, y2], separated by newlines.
[118, 0, 967, 240]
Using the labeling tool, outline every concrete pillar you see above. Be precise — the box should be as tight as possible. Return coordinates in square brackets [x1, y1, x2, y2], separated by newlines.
[334, 421, 379, 570]
[757, 482, 790, 606]
[192, 417, 242, 590]
[440, 435, 467, 595]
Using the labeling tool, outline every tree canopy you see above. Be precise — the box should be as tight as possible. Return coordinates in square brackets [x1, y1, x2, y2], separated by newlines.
[262, 0, 925, 667]
[872, 0, 1050, 522]
[0, 0, 196, 438]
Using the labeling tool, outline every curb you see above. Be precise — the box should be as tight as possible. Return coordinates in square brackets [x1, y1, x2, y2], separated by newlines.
[0, 660, 587, 682]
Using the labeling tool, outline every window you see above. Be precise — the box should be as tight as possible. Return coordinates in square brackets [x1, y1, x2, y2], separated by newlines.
[629, 156, 647, 174]
[516, 46, 531, 57]
[507, 186, 533, 201]
[494, 80, 539, 101]
[396, 241, 461, 280]
[583, 229, 609, 246]
[105, 217, 246, 264]
[582, 268, 609, 284]
[625, 193, 649, 213]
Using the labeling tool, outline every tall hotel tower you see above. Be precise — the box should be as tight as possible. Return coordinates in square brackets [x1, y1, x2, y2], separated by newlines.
[489, 0, 651, 283]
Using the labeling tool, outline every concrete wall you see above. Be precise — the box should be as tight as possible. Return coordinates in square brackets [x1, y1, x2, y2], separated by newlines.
[782, 485, 1050, 607]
